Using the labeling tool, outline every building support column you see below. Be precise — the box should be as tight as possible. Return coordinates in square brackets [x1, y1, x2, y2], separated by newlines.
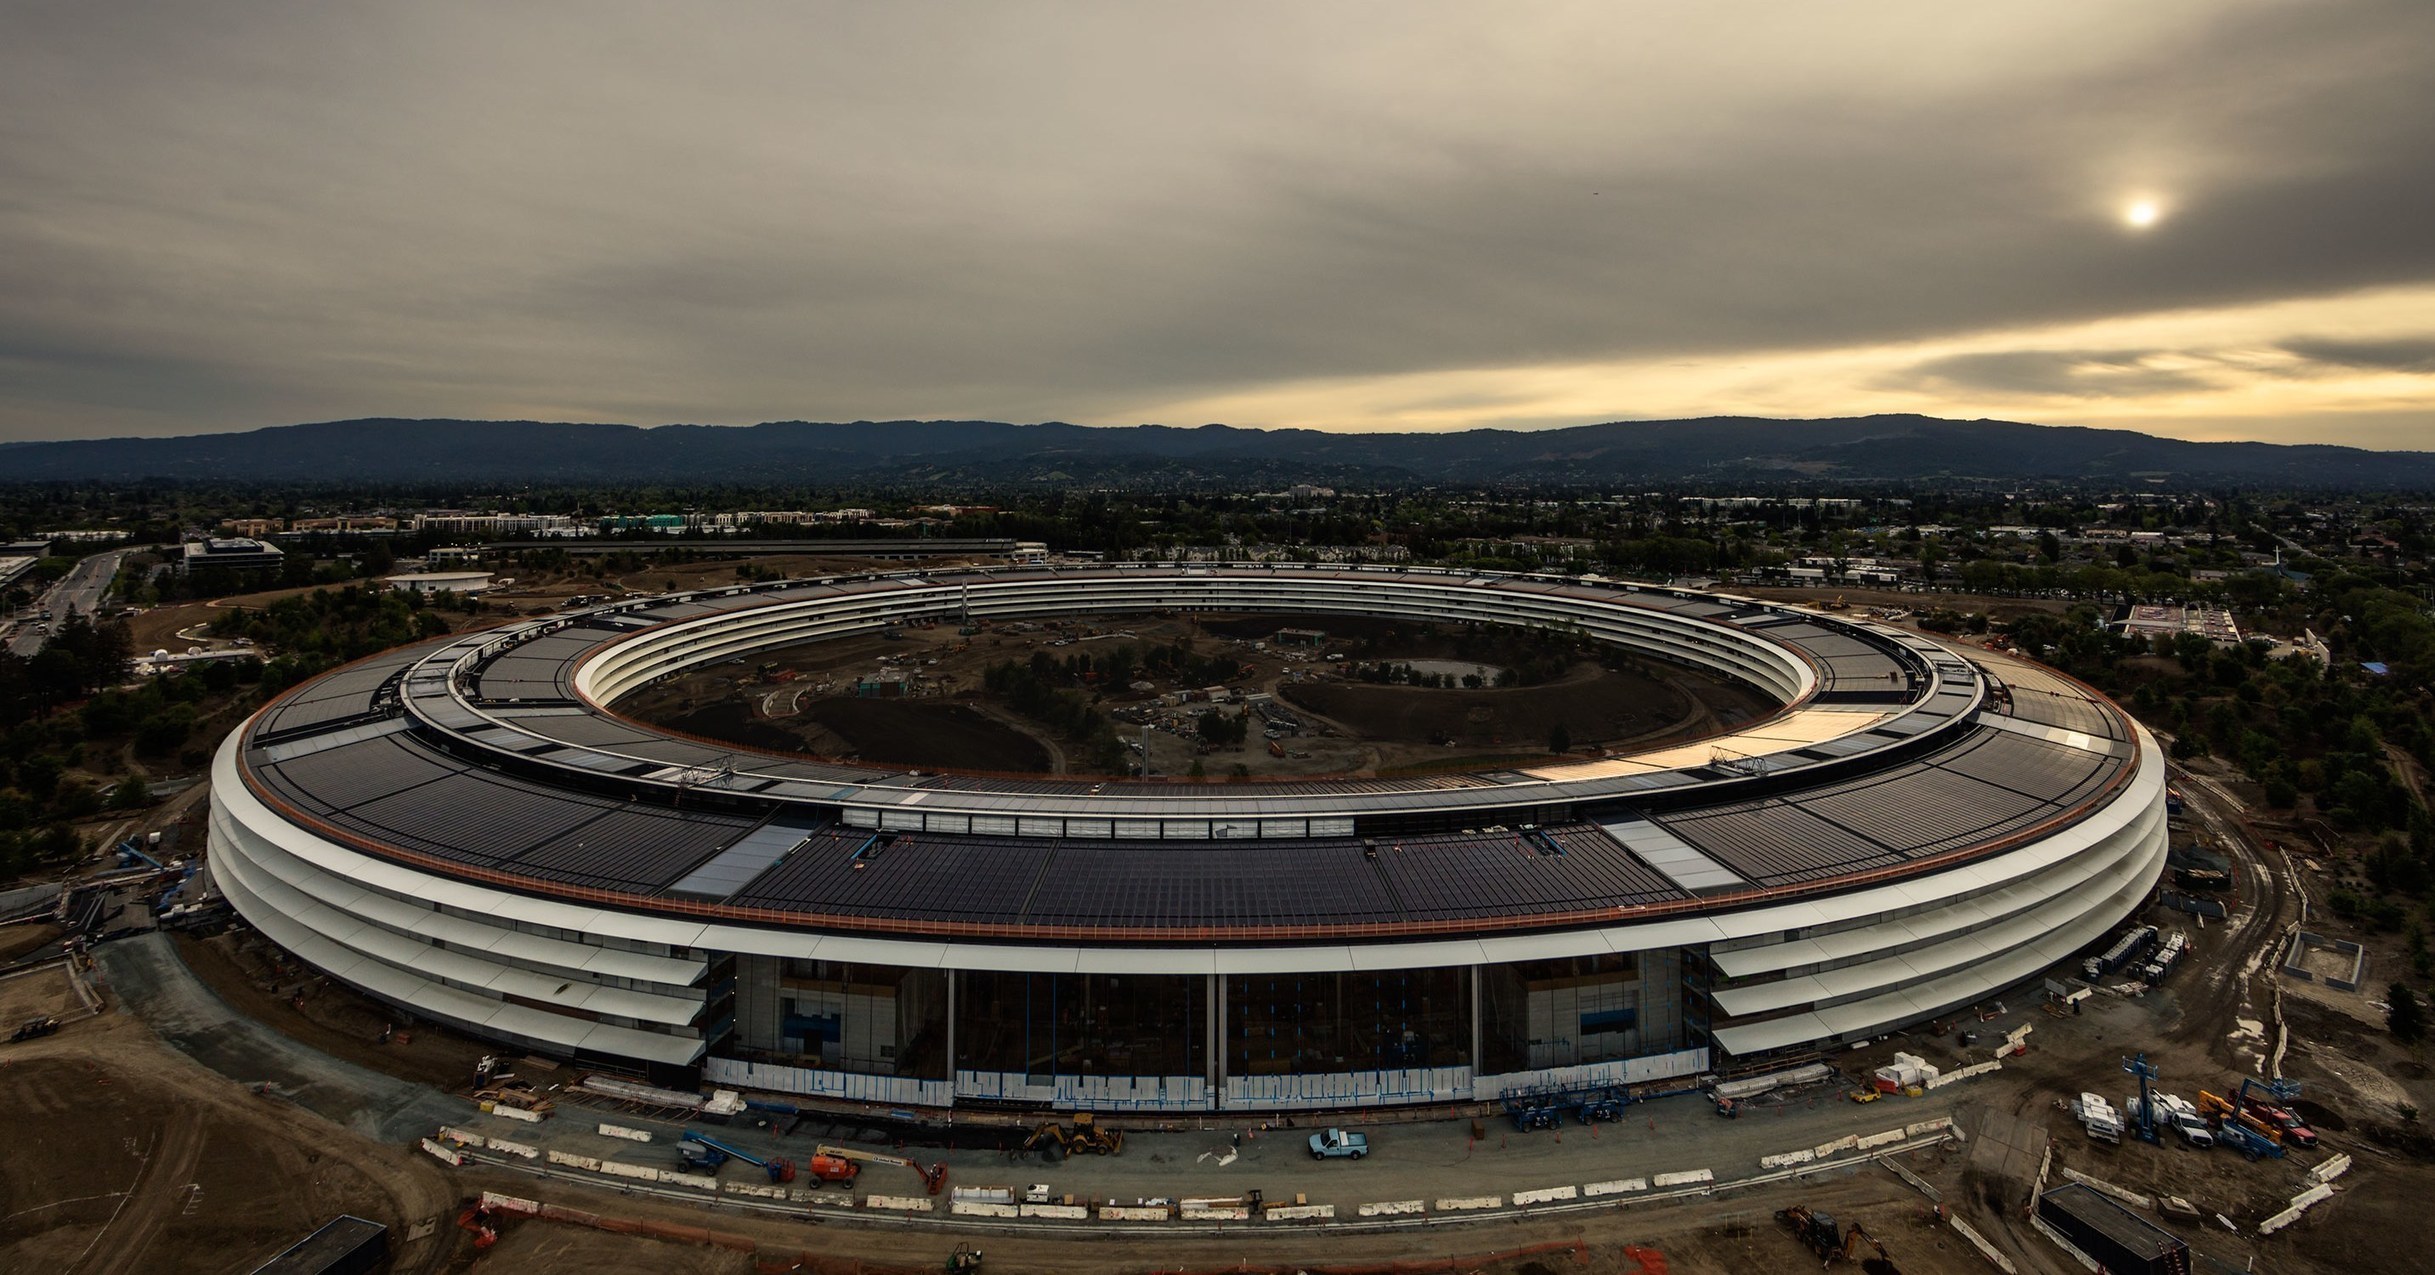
[1208, 973, 1225, 1111]
[1468, 964, 1484, 1097]
[945, 969, 959, 1105]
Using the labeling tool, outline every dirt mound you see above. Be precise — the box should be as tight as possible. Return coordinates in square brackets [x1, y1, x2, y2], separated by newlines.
[648, 700, 819, 754]
[1280, 663, 1701, 751]
[800, 698, 1051, 771]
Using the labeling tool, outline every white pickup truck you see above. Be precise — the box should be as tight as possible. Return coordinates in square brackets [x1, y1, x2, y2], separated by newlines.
[1307, 1128, 1370, 1160]
[2125, 1092, 2214, 1148]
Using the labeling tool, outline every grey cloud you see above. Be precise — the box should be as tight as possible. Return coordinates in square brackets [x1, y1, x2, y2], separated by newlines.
[2281, 339, 2435, 374]
[1898, 350, 2222, 399]
[1, 2, 2433, 440]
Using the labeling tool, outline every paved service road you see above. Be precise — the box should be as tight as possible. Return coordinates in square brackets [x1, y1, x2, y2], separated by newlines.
[6, 547, 128, 657]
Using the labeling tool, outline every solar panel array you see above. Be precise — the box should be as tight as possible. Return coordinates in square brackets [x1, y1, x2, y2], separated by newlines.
[255, 646, 426, 737]
[1660, 801, 1907, 886]
[1025, 843, 1397, 926]
[240, 566, 2144, 932]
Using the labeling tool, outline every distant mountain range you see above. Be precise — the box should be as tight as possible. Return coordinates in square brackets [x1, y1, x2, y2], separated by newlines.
[4, 415, 2432, 488]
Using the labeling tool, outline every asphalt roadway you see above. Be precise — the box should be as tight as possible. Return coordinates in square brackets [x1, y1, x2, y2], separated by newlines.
[5, 548, 127, 657]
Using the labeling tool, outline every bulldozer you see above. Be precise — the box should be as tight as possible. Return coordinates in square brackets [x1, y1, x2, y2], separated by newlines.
[1778, 1205, 1842, 1263]
[1021, 1112, 1124, 1158]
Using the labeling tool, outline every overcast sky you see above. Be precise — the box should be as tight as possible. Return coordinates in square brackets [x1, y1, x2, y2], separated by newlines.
[4, 2, 2433, 447]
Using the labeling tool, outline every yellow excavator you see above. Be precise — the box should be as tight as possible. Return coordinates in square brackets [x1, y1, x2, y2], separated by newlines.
[1021, 1112, 1125, 1157]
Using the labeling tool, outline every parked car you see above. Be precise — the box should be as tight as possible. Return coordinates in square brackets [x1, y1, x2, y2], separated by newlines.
[1308, 1128, 1369, 1160]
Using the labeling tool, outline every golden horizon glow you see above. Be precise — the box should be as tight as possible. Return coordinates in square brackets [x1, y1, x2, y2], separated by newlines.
[1116, 282, 2435, 448]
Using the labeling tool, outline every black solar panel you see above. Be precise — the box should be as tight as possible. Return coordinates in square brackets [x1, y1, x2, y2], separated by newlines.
[511, 805, 755, 891]
[257, 734, 464, 810]
[1026, 843, 1395, 926]
[1660, 802, 1905, 886]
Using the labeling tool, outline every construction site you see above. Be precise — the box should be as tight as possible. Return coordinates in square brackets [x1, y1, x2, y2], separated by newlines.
[619, 609, 1770, 779]
[1, 568, 2429, 1273]
[0, 804, 2426, 1275]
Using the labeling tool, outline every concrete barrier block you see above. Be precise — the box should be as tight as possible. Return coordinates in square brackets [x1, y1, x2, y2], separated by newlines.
[1813, 1134, 1859, 1158]
[952, 1201, 1021, 1218]
[865, 1195, 936, 1213]
[1264, 1204, 1335, 1220]
[1358, 1200, 1427, 1217]
[1022, 1203, 1089, 1220]
[1583, 1178, 1647, 1197]
[597, 1123, 654, 1142]
[419, 1137, 464, 1167]
[2258, 1206, 2304, 1235]
[2290, 1183, 2334, 1209]
[1434, 1196, 1505, 1212]
[1948, 1217, 2019, 1275]
[1512, 1185, 1579, 1205]
[801, 1191, 856, 1208]
[2059, 1168, 2153, 1211]
[1099, 1205, 1172, 1221]
[486, 1138, 540, 1160]
[599, 1161, 659, 1182]
[546, 1150, 604, 1172]
[1760, 1149, 1817, 1169]
[437, 1126, 486, 1148]
[1180, 1206, 1251, 1220]
[2312, 1154, 2353, 1184]
[728, 1182, 791, 1200]
[666, 1171, 720, 1191]
[1906, 1117, 1954, 1139]
[1856, 1128, 1907, 1151]
[1651, 1169, 1714, 1189]
[485, 1104, 545, 1124]
[479, 1191, 541, 1215]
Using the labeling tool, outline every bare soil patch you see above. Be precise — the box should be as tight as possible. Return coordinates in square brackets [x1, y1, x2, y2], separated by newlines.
[1280, 661, 1711, 753]
[174, 930, 493, 1091]
[0, 1046, 453, 1275]
[796, 698, 1052, 771]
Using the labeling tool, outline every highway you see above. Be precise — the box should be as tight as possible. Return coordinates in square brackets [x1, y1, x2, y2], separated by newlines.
[4, 548, 130, 657]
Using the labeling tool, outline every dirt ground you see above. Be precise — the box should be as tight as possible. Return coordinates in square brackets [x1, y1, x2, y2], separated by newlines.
[1278, 661, 1706, 756]
[173, 929, 495, 1091]
[0, 962, 84, 1023]
[469, 1223, 755, 1274]
[796, 698, 1053, 771]
[0, 1006, 458, 1274]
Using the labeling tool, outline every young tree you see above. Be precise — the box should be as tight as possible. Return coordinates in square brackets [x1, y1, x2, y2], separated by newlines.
[2391, 982, 2426, 1045]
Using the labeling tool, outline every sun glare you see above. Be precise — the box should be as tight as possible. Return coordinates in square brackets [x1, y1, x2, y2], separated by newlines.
[2124, 199, 2162, 229]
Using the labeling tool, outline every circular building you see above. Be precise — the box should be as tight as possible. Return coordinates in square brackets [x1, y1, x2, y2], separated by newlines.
[209, 564, 2166, 1112]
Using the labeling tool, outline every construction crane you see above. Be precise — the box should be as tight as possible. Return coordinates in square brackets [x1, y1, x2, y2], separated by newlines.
[815, 1142, 951, 1194]
[2196, 1090, 2287, 1157]
[2123, 1052, 2162, 1145]
[679, 1131, 796, 1183]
